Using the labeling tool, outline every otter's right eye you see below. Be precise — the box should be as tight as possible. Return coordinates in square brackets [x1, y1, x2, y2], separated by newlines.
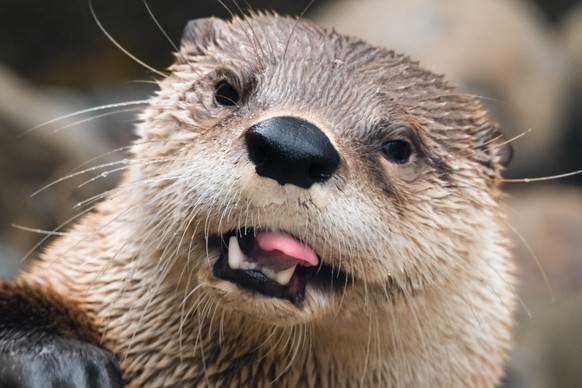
[214, 80, 240, 106]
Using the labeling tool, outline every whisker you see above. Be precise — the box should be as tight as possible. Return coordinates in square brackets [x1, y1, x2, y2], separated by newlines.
[88, 0, 167, 77]
[23, 100, 150, 135]
[497, 128, 533, 147]
[65, 144, 135, 173]
[32, 138, 178, 198]
[508, 222, 554, 302]
[217, 0, 237, 19]
[503, 169, 582, 183]
[71, 159, 192, 209]
[18, 205, 97, 263]
[226, 1, 265, 69]
[143, 0, 179, 52]
[32, 159, 128, 198]
[359, 314, 373, 387]
[283, 0, 317, 60]
[10, 225, 71, 237]
[273, 325, 301, 382]
[54, 108, 140, 135]
[41, 168, 189, 274]
[142, 0, 207, 84]
[76, 164, 135, 190]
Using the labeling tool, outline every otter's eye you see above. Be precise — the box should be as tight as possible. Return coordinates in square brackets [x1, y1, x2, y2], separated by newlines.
[214, 80, 239, 106]
[382, 140, 412, 164]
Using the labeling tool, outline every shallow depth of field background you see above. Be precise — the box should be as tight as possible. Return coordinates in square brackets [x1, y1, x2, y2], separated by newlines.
[0, 1, 581, 387]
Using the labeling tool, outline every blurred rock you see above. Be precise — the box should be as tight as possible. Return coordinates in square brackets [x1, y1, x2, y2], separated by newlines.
[509, 184, 582, 296]
[0, 64, 114, 166]
[560, 3, 582, 182]
[0, 239, 18, 279]
[312, 0, 571, 177]
[0, 64, 136, 264]
[563, 4, 582, 87]
[531, 0, 582, 23]
[507, 184, 582, 387]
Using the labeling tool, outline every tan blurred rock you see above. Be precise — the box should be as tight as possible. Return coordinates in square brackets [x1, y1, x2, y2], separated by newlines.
[507, 184, 582, 387]
[509, 184, 582, 296]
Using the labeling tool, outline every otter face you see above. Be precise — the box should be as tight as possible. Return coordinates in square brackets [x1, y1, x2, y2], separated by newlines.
[130, 15, 512, 326]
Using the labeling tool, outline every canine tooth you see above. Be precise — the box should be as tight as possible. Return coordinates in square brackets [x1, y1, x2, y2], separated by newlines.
[228, 236, 246, 269]
[274, 265, 297, 286]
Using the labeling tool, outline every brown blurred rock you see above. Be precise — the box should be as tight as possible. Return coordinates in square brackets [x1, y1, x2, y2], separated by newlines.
[0, 64, 124, 267]
[561, 3, 582, 180]
[563, 4, 582, 88]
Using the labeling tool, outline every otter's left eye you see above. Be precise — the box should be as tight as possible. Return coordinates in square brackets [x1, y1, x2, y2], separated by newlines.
[214, 80, 240, 106]
[382, 140, 412, 164]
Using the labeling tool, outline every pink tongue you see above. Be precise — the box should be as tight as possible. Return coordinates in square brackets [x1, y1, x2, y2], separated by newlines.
[255, 231, 318, 267]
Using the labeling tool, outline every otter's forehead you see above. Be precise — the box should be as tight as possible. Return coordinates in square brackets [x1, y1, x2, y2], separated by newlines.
[181, 14, 450, 110]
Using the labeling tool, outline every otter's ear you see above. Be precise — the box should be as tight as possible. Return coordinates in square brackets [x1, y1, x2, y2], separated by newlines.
[180, 17, 227, 52]
[495, 141, 513, 167]
[476, 127, 513, 169]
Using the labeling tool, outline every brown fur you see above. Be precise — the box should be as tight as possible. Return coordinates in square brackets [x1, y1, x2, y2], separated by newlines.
[16, 14, 515, 387]
[0, 281, 98, 344]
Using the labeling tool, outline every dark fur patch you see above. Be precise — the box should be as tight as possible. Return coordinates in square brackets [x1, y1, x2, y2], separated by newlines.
[0, 281, 123, 387]
[0, 281, 97, 344]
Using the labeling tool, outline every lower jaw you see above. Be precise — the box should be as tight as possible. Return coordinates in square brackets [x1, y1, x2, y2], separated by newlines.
[212, 250, 308, 306]
[199, 275, 313, 325]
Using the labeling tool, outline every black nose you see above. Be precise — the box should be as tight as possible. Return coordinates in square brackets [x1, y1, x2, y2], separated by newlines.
[245, 116, 340, 189]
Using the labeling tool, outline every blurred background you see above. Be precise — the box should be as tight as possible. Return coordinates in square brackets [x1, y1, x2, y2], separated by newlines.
[0, 0, 580, 386]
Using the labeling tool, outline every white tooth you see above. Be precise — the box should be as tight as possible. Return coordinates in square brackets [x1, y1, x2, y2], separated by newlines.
[274, 265, 297, 286]
[228, 236, 246, 269]
[227, 236, 296, 286]
[240, 262, 257, 271]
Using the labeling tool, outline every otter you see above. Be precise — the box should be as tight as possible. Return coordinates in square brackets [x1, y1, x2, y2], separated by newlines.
[0, 14, 515, 387]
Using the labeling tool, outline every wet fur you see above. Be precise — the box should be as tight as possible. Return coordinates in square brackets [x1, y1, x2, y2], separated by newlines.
[1, 14, 515, 387]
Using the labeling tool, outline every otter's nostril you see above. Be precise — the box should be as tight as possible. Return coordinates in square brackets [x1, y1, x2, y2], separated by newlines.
[248, 143, 266, 165]
[308, 163, 329, 183]
[245, 116, 340, 189]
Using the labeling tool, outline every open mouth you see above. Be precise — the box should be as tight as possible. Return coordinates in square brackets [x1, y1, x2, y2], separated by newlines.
[211, 228, 349, 307]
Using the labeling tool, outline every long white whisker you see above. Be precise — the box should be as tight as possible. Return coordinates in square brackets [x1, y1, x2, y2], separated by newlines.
[88, 0, 166, 77]
[503, 168, 582, 183]
[24, 100, 150, 135]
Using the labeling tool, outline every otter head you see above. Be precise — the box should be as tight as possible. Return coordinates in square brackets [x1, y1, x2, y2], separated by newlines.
[128, 14, 513, 329]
